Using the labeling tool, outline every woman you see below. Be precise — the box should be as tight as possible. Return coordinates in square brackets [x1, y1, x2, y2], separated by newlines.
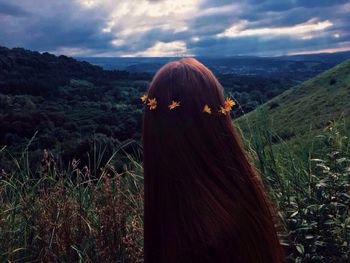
[142, 58, 285, 263]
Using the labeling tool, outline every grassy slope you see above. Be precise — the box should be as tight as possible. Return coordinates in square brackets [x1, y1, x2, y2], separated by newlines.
[236, 59, 350, 140]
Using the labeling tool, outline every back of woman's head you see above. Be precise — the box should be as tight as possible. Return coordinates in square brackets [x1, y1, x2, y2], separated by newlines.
[142, 58, 285, 263]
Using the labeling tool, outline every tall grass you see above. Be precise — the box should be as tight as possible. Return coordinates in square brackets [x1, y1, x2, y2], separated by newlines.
[0, 140, 143, 262]
[0, 113, 349, 262]
[238, 110, 350, 262]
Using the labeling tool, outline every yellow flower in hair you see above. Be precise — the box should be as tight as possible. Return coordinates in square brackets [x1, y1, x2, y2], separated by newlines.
[147, 98, 157, 110]
[219, 106, 227, 115]
[140, 94, 148, 103]
[224, 97, 236, 111]
[203, 104, 211, 114]
[168, 100, 180, 110]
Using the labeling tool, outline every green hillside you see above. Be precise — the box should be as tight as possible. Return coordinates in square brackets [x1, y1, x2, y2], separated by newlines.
[237, 59, 350, 141]
[232, 61, 350, 262]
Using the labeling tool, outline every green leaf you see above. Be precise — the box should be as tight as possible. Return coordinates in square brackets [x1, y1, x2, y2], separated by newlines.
[336, 157, 348, 164]
[290, 211, 299, 218]
[296, 244, 305, 255]
[344, 217, 350, 225]
[324, 219, 336, 225]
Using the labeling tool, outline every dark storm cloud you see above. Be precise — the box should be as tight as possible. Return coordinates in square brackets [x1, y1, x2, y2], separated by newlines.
[0, 0, 115, 54]
[200, 0, 349, 11]
[188, 32, 350, 56]
[186, 0, 350, 56]
[190, 12, 238, 36]
[0, 0, 349, 56]
[294, 0, 349, 8]
[0, 2, 28, 16]
[243, 0, 349, 12]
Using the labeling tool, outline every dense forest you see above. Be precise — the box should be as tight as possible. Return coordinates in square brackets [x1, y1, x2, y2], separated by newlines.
[0, 46, 307, 170]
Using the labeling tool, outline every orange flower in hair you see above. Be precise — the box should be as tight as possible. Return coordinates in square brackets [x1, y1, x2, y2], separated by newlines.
[147, 98, 157, 110]
[140, 94, 148, 103]
[168, 100, 180, 110]
[219, 106, 227, 115]
[224, 97, 236, 111]
[203, 104, 211, 114]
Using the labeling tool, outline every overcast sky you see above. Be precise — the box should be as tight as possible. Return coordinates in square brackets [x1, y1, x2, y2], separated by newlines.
[0, 0, 349, 57]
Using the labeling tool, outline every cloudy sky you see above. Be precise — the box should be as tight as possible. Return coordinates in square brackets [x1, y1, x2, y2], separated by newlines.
[0, 0, 349, 57]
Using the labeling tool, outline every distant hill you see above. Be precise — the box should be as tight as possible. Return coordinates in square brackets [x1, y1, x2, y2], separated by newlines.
[0, 46, 141, 97]
[276, 50, 350, 63]
[237, 59, 350, 141]
[77, 51, 350, 79]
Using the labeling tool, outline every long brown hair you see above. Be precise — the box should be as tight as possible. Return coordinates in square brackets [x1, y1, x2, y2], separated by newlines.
[142, 58, 285, 263]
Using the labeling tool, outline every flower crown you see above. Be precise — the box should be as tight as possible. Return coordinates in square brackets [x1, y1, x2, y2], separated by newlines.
[140, 93, 236, 115]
